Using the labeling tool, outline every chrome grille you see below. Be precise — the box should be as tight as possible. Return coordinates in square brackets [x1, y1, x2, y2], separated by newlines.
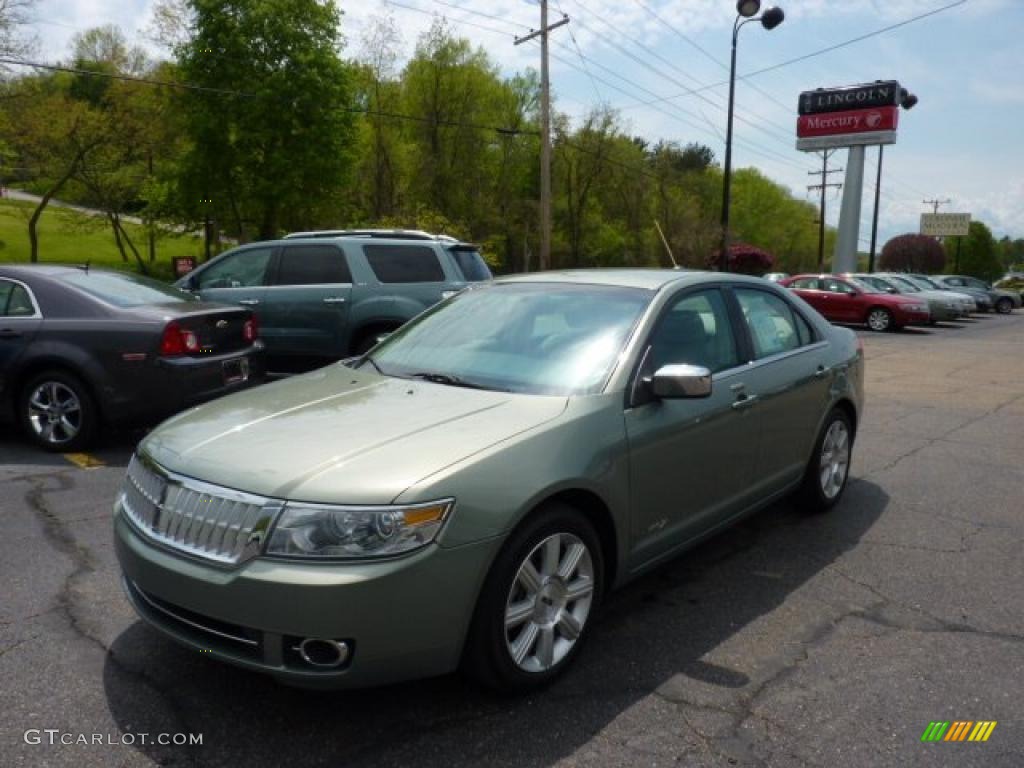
[121, 454, 278, 566]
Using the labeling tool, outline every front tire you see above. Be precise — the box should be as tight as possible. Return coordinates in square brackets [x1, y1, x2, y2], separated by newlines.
[796, 407, 853, 514]
[866, 307, 894, 332]
[464, 503, 603, 693]
[996, 297, 1013, 314]
[20, 370, 98, 452]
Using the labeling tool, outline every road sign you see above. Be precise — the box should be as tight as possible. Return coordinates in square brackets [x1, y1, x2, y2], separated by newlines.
[920, 213, 971, 237]
[799, 81, 901, 115]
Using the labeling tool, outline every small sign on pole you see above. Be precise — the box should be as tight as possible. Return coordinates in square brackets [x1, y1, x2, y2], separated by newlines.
[920, 213, 971, 237]
[173, 256, 197, 278]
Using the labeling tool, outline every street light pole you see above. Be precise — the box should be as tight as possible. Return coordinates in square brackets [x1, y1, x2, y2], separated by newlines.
[719, 1, 784, 272]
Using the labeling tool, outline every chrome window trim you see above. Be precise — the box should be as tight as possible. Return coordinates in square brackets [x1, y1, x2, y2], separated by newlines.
[712, 341, 830, 382]
[0, 277, 43, 319]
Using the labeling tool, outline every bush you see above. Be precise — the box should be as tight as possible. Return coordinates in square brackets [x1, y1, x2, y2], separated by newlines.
[879, 234, 945, 273]
[706, 243, 775, 275]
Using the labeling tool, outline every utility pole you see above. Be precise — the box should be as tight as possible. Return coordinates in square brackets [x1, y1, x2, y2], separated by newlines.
[147, 150, 156, 264]
[922, 198, 951, 214]
[807, 149, 842, 272]
[867, 145, 884, 273]
[515, 5, 569, 272]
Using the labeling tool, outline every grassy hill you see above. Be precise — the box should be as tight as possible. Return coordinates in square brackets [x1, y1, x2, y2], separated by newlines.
[0, 198, 206, 281]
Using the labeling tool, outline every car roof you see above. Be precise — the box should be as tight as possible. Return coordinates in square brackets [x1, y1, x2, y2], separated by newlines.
[496, 269, 776, 291]
[0, 264, 109, 278]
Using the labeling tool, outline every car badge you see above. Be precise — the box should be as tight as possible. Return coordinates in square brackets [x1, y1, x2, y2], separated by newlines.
[216, 320, 228, 329]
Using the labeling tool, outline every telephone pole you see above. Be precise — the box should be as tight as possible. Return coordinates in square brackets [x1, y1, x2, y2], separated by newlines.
[922, 198, 951, 214]
[808, 149, 842, 272]
[515, 4, 569, 272]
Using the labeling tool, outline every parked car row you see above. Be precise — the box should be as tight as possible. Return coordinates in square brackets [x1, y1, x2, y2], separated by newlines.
[779, 272, 1019, 332]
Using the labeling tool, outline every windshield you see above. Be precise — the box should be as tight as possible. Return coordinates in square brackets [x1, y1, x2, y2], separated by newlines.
[449, 248, 493, 282]
[905, 276, 938, 291]
[913, 275, 942, 289]
[365, 282, 650, 395]
[62, 270, 196, 307]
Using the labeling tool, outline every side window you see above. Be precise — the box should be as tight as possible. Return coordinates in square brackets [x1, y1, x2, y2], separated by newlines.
[792, 277, 819, 289]
[1, 282, 36, 317]
[275, 245, 351, 285]
[364, 245, 445, 283]
[735, 288, 802, 360]
[945, 277, 964, 287]
[793, 309, 816, 346]
[647, 289, 739, 374]
[449, 248, 493, 282]
[197, 248, 273, 289]
[823, 278, 855, 295]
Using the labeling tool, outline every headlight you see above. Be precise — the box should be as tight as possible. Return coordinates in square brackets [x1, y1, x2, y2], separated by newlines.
[265, 499, 453, 559]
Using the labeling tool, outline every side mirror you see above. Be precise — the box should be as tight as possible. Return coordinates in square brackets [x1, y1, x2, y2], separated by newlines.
[647, 364, 712, 399]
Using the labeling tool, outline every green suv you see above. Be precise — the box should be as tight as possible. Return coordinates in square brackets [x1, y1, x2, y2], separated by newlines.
[176, 230, 492, 368]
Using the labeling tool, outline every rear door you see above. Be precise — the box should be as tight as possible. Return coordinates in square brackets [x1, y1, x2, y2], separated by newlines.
[788, 277, 828, 314]
[260, 243, 353, 359]
[0, 280, 43, 397]
[362, 243, 450, 309]
[730, 286, 833, 493]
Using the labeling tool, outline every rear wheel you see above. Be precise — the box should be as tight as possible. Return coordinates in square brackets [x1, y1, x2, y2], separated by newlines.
[996, 297, 1013, 314]
[796, 407, 853, 513]
[20, 370, 98, 452]
[464, 503, 603, 693]
[866, 307, 894, 332]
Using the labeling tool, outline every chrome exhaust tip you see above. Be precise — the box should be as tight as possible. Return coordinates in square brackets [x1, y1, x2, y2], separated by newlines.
[297, 638, 350, 668]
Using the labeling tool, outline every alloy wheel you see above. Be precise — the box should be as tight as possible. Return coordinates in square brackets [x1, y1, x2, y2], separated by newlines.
[504, 532, 595, 673]
[27, 381, 82, 446]
[819, 420, 850, 500]
[996, 298, 1012, 314]
[867, 309, 891, 332]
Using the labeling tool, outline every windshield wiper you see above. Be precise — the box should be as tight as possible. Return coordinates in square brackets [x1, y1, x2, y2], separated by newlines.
[409, 372, 506, 391]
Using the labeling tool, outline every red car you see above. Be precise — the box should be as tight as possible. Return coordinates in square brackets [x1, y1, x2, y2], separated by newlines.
[780, 274, 930, 332]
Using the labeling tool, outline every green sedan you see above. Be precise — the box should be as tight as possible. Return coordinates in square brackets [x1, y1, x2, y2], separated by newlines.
[114, 270, 864, 692]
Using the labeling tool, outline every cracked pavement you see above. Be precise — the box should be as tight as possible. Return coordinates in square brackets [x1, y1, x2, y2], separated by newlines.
[1, 312, 1022, 767]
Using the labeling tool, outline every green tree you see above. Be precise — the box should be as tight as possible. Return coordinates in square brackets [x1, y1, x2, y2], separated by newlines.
[176, 0, 357, 240]
[946, 220, 1001, 281]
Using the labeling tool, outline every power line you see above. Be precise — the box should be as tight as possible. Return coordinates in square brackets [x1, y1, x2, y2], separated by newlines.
[628, 0, 968, 111]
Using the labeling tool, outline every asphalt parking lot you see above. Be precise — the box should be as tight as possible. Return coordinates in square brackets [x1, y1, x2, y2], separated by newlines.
[2, 312, 1022, 768]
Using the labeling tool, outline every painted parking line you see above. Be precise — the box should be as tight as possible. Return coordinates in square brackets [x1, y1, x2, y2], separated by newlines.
[62, 452, 106, 469]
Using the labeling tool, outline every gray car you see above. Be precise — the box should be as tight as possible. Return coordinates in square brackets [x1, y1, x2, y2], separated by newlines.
[935, 275, 1021, 314]
[114, 270, 864, 692]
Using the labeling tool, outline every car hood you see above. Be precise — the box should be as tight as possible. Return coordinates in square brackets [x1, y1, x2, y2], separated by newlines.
[141, 365, 568, 504]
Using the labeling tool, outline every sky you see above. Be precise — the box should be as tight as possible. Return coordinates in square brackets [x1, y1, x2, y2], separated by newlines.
[26, 0, 1024, 248]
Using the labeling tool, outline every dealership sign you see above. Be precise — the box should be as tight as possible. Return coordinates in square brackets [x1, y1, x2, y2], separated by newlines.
[799, 81, 901, 115]
[796, 81, 903, 152]
[920, 213, 971, 237]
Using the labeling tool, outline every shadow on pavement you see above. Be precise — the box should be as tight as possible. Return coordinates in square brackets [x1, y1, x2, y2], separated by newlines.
[104, 479, 888, 768]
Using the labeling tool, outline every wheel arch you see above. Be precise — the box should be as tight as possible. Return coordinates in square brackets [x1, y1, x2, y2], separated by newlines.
[14, 356, 105, 420]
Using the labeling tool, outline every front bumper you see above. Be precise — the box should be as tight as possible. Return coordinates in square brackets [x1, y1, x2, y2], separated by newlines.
[114, 512, 501, 688]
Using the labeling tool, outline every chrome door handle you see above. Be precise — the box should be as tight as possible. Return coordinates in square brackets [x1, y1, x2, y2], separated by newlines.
[732, 394, 758, 411]
[322, 297, 347, 304]
[238, 299, 260, 306]
[814, 365, 831, 379]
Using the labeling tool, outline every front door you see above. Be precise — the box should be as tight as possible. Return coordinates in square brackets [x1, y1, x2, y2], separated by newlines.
[260, 244, 353, 359]
[194, 245, 274, 326]
[625, 287, 761, 570]
[822, 277, 862, 323]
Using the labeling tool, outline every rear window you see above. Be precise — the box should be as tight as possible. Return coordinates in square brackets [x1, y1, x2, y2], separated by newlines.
[275, 245, 352, 285]
[449, 248, 492, 282]
[364, 245, 445, 283]
[62, 271, 194, 307]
